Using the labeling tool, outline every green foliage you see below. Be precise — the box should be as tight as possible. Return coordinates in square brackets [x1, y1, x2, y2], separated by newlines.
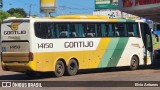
[0, 10, 11, 23]
[31, 14, 37, 18]
[12, 13, 22, 18]
[7, 8, 27, 17]
[0, 8, 27, 31]
[0, 10, 11, 32]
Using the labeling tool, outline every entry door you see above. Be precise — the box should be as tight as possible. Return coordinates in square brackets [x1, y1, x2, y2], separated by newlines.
[141, 23, 153, 64]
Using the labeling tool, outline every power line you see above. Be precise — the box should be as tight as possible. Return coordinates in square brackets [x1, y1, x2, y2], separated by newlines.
[58, 0, 94, 11]
[57, 6, 93, 15]
[58, 6, 93, 11]
[58, 0, 93, 9]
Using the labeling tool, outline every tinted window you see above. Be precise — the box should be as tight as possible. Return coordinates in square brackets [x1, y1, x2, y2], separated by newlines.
[126, 23, 140, 37]
[35, 22, 56, 39]
[34, 22, 140, 39]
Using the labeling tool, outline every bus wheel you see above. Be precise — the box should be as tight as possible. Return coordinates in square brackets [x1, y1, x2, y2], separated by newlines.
[130, 56, 139, 70]
[54, 60, 65, 77]
[67, 59, 78, 76]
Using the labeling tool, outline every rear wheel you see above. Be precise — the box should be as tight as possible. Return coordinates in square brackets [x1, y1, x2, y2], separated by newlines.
[54, 60, 65, 77]
[130, 56, 139, 70]
[66, 59, 78, 76]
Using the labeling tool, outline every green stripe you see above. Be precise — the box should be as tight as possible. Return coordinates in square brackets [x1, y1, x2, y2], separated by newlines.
[107, 38, 129, 67]
[99, 38, 119, 68]
[126, 19, 135, 22]
[118, 19, 135, 22]
[118, 19, 126, 22]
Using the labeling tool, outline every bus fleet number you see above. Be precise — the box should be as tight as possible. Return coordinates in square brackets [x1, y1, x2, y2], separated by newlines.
[38, 43, 54, 49]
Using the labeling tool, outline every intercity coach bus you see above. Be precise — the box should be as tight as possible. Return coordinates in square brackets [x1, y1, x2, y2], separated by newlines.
[1, 15, 153, 77]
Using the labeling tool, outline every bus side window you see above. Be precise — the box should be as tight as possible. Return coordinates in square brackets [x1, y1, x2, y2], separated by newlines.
[55, 24, 59, 38]
[37, 23, 49, 39]
[127, 23, 139, 37]
[124, 24, 128, 37]
[108, 24, 114, 37]
[133, 23, 140, 37]
[120, 23, 125, 37]
[70, 24, 78, 38]
[127, 23, 134, 37]
[34, 23, 41, 38]
[47, 23, 55, 38]
[97, 24, 102, 37]
[115, 23, 126, 37]
[86, 24, 96, 38]
[101, 24, 108, 37]
[78, 24, 85, 37]
[115, 23, 119, 37]
[59, 24, 69, 38]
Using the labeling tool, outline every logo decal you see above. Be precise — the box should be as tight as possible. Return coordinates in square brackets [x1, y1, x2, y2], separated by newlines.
[8, 22, 22, 31]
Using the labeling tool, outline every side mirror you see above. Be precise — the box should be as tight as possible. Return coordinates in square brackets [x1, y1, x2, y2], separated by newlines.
[157, 38, 159, 42]
[156, 35, 159, 42]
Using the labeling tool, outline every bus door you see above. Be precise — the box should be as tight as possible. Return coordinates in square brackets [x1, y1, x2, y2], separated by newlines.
[140, 23, 153, 64]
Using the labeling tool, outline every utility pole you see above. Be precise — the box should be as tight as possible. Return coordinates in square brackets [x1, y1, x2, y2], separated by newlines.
[60, 6, 65, 15]
[29, 4, 32, 17]
[0, 0, 2, 17]
[0, 0, 3, 8]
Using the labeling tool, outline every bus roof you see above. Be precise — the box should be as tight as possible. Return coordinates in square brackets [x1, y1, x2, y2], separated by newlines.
[55, 15, 108, 19]
[2, 15, 144, 23]
[55, 15, 143, 22]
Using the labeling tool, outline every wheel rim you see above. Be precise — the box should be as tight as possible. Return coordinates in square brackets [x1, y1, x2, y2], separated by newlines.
[56, 64, 63, 74]
[131, 59, 137, 67]
[69, 63, 76, 72]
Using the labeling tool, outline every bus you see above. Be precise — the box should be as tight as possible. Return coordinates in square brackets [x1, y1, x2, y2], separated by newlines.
[1, 15, 153, 77]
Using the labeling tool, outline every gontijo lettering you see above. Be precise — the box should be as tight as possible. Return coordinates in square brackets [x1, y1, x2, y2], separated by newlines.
[64, 41, 94, 48]
[4, 30, 26, 35]
[4, 22, 26, 35]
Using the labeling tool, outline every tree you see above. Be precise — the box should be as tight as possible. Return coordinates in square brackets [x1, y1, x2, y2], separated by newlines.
[32, 14, 38, 18]
[0, 10, 11, 23]
[0, 10, 11, 31]
[7, 8, 27, 17]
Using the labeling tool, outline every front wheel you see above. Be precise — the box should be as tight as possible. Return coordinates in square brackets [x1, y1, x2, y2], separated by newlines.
[54, 61, 65, 77]
[130, 56, 139, 70]
[66, 59, 78, 76]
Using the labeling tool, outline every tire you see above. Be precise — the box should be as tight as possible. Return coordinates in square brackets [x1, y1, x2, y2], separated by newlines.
[54, 60, 65, 77]
[130, 56, 139, 70]
[66, 59, 78, 76]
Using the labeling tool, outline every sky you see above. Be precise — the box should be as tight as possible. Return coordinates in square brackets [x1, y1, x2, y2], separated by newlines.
[1, 0, 95, 16]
